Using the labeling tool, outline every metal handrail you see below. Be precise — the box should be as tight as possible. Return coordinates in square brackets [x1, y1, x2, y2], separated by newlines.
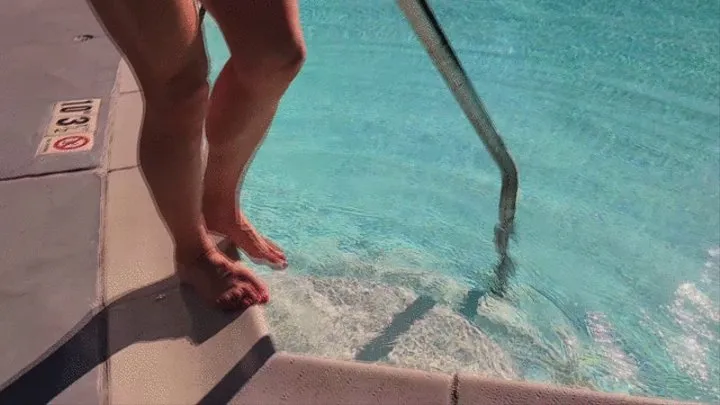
[397, 0, 519, 295]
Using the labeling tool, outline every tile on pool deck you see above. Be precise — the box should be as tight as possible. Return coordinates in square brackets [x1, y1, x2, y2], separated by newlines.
[104, 168, 172, 302]
[234, 352, 454, 405]
[455, 373, 698, 405]
[116, 59, 140, 95]
[104, 166, 272, 404]
[0, 0, 119, 180]
[0, 172, 103, 404]
[107, 90, 142, 171]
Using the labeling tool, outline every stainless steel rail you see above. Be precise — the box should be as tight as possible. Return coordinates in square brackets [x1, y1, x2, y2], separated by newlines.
[397, 0, 519, 293]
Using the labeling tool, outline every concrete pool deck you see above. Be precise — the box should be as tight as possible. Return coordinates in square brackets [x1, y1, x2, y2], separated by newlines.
[0, 2, 703, 404]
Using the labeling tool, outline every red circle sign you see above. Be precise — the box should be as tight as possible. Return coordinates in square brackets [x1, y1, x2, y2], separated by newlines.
[53, 135, 90, 151]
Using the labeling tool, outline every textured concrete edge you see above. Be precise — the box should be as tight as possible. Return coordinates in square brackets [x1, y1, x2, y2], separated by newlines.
[236, 352, 697, 405]
[454, 373, 699, 405]
[235, 352, 454, 405]
[94, 169, 109, 405]
[104, 60, 700, 405]
[96, 61, 124, 405]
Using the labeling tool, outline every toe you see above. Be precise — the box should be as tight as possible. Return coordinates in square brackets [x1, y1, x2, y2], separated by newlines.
[248, 281, 270, 304]
[264, 238, 286, 259]
[251, 248, 286, 270]
[266, 252, 288, 270]
[232, 263, 270, 295]
[241, 294, 255, 308]
[251, 274, 271, 299]
[249, 279, 270, 303]
[256, 242, 285, 265]
[259, 290, 270, 304]
[240, 282, 261, 303]
[239, 281, 271, 307]
[216, 287, 247, 311]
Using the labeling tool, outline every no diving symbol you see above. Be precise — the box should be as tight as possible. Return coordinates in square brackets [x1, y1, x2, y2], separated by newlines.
[53, 135, 90, 151]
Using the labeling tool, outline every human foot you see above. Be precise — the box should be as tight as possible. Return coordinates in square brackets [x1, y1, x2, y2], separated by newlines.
[176, 247, 270, 311]
[204, 210, 288, 270]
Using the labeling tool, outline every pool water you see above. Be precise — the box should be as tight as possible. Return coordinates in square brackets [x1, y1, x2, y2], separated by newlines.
[203, 0, 720, 402]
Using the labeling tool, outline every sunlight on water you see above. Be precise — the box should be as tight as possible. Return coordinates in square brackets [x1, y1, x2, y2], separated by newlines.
[469, 284, 646, 393]
[663, 248, 720, 400]
[205, 0, 720, 401]
[584, 312, 642, 393]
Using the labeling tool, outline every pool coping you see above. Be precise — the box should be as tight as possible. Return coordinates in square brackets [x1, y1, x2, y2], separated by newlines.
[103, 59, 700, 405]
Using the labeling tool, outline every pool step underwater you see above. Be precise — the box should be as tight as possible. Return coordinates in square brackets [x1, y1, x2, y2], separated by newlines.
[263, 272, 518, 379]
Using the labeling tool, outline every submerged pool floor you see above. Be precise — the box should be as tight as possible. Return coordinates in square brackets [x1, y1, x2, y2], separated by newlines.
[204, 0, 720, 403]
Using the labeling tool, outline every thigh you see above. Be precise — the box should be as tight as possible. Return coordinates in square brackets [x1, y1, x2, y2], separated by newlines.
[199, 0, 305, 70]
[87, 0, 207, 96]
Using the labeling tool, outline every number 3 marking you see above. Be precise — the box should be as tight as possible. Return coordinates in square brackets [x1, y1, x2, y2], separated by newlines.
[57, 116, 89, 126]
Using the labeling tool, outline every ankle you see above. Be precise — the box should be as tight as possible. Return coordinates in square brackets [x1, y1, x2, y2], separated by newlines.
[202, 196, 237, 220]
[172, 229, 217, 263]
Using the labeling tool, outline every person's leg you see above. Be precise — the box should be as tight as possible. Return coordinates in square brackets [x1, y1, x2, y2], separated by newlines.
[200, 0, 306, 269]
[87, 0, 268, 309]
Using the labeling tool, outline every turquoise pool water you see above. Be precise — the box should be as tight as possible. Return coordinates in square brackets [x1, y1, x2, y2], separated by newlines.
[204, 0, 719, 402]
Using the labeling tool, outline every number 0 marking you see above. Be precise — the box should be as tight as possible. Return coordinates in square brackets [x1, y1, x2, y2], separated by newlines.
[59, 105, 92, 113]
[45, 98, 101, 137]
[60, 100, 93, 106]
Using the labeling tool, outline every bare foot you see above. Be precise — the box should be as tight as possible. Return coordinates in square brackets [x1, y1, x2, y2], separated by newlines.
[205, 210, 288, 270]
[176, 247, 270, 311]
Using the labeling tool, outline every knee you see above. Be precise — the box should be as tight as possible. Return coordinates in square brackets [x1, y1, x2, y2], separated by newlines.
[142, 55, 210, 109]
[166, 60, 210, 103]
[275, 39, 307, 76]
[230, 37, 306, 86]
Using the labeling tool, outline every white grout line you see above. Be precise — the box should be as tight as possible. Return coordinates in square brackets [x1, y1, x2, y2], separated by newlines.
[107, 165, 137, 173]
